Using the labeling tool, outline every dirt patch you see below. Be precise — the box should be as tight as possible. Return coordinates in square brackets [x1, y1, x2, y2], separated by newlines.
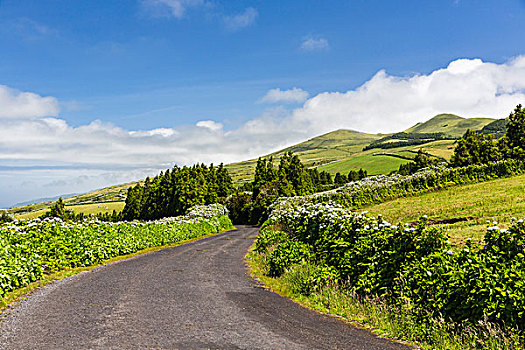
[410, 216, 475, 226]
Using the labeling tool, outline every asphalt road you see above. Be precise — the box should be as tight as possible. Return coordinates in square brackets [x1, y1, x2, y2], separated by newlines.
[0, 226, 410, 350]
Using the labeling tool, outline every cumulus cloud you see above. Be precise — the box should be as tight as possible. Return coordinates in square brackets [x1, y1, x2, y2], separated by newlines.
[1, 56, 525, 206]
[223, 7, 258, 31]
[0, 85, 60, 119]
[300, 37, 329, 51]
[141, 0, 204, 19]
[196, 120, 223, 131]
[259, 88, 309, 104]
[290, 56, 525, 134]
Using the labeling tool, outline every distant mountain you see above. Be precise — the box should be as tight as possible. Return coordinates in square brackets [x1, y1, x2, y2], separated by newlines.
[11, 193, 79, 208]
[403, 114, 494, 137]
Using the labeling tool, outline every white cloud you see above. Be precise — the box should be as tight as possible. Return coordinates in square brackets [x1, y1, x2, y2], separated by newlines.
[224, 7, 258, 31]
[141, 0, 204, 19]
[300, 37, 329, 51]
[1, 56, 525, 206]
[0, 85, 60, 119]
[260, 88, 309, 104]
[196, 120, 223, 131]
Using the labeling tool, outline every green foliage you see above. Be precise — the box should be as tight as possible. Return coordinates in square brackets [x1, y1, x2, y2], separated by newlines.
[0, 205, 233, 297]
[334, 172, 347, 185]
[398, 149, 439, 175]
[122, 163, 233, 221]
[256, 199, 525, 334]
[480, 118, 508, 138]
[364, 132, 453, 151]
[0, 211, 14, 224]
[313, 160, 525, 209]
[266, 240, 313, 277]
[399, 220, 525, 328]
[504, 104, 525, 160]
[450, 130, 503, 167]
[228, 152, 316, 224]
[450, 105, 525, 167]
[40, 198, 71, 220]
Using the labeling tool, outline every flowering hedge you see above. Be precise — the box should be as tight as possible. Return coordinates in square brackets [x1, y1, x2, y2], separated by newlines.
[256, 200, 525, 329]
[0, 204, 233, 297]
[296, 159, 525, 208]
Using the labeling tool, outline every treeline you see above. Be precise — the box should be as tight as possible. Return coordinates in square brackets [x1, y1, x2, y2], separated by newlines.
[121, 163, 233, 221]
[363, 132, 452, 151]
[226, 152, 318, 224]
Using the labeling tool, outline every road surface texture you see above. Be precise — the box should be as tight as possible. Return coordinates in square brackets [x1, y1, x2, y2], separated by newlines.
[0, 226, 410, 350]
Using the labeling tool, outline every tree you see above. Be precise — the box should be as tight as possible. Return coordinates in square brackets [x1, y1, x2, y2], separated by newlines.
[504, 104, 525, 160]
[348, 170, 359, 182]
[121, 163, 234, 221]
[334, 172, 347, 185]
[41, 197, 74, 220]
[450, 130, 502, 167]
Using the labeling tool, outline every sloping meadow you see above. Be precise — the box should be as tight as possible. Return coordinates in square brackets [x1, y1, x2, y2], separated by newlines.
[0, 204, 233, 299]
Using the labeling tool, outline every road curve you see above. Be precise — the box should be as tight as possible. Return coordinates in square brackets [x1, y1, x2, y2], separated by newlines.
[0, 226, 410, 350]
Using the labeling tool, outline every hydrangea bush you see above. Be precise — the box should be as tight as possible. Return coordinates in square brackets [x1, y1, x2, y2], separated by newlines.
[0, 204, 233, 297]
[256, 199, 525, 329]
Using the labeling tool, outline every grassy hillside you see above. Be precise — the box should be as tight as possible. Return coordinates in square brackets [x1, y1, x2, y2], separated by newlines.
[225, 129, 383, 183]
[228, 114, 494, 182]
[315, 154, 411, 175]
[404, 113, 494, 137]
[14, 201, 126, 220]
[8, 181, 139, 218]
[364, 174, 525, 245]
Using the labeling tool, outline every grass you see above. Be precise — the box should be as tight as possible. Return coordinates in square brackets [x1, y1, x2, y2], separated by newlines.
[1, 226, 234, 310]
[363, 174, 525, 246]
[316, 154, 411, 175]
[13, 201, 126, 220]
[404, 114, 494, 138]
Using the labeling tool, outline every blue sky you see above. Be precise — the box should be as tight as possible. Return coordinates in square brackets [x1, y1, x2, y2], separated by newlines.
[0, 0, 524, 207]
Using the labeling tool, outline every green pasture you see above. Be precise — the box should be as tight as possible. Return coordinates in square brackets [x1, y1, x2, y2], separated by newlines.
[364, 174, 525, 245]
[15, 201, 126, 220]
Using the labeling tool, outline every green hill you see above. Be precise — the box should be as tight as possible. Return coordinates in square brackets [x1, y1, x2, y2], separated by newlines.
[225, 129, 382, 183]
[9, 113, 497, 218]
[404, 113, 494, 137]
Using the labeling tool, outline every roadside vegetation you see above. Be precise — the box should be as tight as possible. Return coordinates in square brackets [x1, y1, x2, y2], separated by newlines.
[248, 105, 525, 349]
[0, 204, 233, 304]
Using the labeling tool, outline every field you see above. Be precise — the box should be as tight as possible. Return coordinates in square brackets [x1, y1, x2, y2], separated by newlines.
[249, 167, 525, 350]
[364, 174, 525, 245]
[226, 112, 491, 183]
[315, 154, 411, 175]
[8, 181, 139, 218]
[14, 201, 126, 220]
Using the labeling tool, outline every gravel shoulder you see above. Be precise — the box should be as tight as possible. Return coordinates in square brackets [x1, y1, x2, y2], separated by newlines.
[0, 226, 409, 350]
